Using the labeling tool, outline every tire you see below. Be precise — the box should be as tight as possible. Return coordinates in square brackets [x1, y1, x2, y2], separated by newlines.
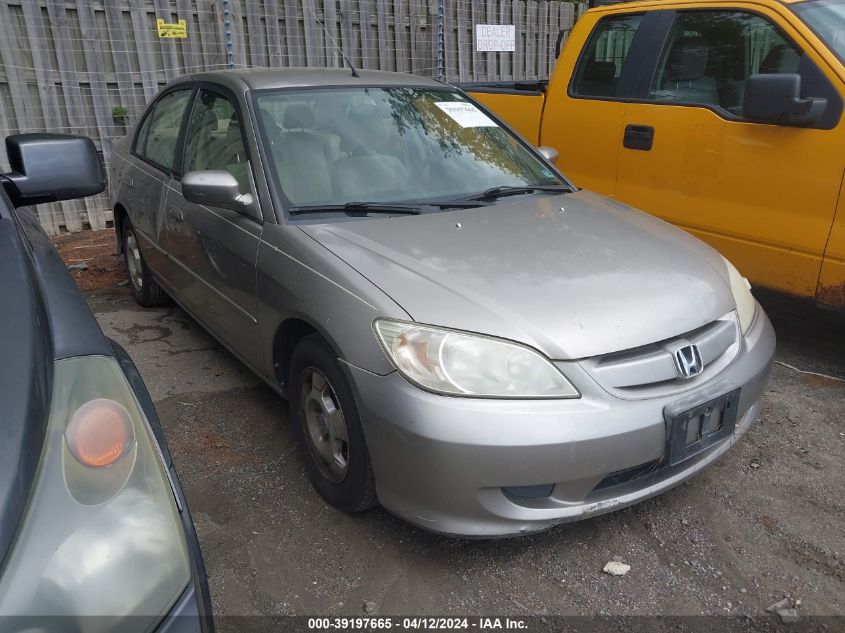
[122, 220, 169, 307]
[288, 334, 377, 512]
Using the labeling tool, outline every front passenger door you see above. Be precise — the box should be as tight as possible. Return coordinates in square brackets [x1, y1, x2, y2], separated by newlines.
[162, 87, 265, 371]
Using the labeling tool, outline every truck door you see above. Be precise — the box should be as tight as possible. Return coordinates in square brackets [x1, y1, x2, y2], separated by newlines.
[614, 5, 845, 298]
[543, 10, 664, 196]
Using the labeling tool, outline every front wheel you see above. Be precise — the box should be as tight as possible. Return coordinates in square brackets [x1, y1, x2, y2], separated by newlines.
[288, 334, 377, 512]
[123, 220, 169, 307]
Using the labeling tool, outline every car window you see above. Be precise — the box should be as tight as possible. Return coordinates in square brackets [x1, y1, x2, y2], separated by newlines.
[648, 11, 802, 116]
[141, 89, 193, 170]
[183, 90, 249, 191]
[571, 14, 643, 98]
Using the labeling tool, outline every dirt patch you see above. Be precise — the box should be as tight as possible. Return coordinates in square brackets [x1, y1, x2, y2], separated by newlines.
[170, 427, 262, 467]
[801, 373, 845, 389]
[52, 229, 128, 294]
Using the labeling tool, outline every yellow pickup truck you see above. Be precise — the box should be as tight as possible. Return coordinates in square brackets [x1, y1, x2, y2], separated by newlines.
[465, 0, 845, 307]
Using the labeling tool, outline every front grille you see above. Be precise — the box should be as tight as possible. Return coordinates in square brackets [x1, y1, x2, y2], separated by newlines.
[577, 311, 740, 399]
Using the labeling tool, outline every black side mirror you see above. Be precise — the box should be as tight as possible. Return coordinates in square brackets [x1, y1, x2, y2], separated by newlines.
[554, 30, 566, 59]
[743, 74, 827, 126]
[1, 134, 105, 207]
[182, 170, 254, 212]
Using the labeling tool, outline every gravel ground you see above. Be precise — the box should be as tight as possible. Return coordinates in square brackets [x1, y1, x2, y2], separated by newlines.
[74, 241, 843, 625]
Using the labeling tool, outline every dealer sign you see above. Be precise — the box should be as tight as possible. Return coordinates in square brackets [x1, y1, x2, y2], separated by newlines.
[475, 24, 515, 52]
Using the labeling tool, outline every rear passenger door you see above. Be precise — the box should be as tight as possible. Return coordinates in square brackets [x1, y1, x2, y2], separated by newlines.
[125, 87, 194, 277]
[615, 5, 845, 298]
[161, 86, 265, 371]
[544, 10, 661, 194]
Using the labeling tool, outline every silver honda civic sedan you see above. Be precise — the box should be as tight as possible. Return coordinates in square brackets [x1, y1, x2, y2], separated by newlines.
[110, 68, 775, 537]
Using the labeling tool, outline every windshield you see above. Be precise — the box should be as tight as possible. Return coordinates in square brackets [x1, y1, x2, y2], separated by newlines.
[253, 87, 564, 212]
[793, 0, 845, 63]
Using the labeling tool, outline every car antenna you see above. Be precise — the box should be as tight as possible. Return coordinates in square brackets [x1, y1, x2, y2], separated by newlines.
[314, 16, 359, 78]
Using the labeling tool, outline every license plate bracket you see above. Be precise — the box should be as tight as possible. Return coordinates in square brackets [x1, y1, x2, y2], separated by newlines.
[664, 387, 740, 467]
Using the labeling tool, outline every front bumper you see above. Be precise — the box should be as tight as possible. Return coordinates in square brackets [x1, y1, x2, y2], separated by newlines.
[349, 307, 775, 537]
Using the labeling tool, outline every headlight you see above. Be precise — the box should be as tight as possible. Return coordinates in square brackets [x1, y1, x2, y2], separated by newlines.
[374, 319, 579, 398]
[723, 257, 757, 335]
[0, 356, 191, 628]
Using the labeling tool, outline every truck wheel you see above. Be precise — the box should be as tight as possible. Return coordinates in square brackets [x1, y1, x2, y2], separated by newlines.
[123, 220, 169, 307]
[289, 334, 377, 512]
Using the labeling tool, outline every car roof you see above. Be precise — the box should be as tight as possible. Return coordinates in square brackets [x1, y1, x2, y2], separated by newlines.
[169, 67, 447, 93]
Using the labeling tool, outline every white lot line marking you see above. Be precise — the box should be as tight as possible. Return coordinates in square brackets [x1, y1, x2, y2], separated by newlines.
[774, 360, 845, 383]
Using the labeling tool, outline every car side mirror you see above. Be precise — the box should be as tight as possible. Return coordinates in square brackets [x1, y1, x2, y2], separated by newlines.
[538, 146, 559, 164]
[743, 74, 827, 126]
[1, 134, 105, 208]
[182, 170, 254, 212]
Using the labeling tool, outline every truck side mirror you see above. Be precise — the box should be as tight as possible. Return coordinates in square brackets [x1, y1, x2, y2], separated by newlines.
[1, 134, 105, 208]
[743, 74, 827, 127]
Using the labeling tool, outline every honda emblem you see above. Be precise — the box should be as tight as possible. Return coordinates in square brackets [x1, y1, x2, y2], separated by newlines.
[674, 344, 704, 379]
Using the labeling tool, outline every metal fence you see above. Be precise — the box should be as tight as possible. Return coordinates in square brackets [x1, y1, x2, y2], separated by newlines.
[0, 0, 586, 234]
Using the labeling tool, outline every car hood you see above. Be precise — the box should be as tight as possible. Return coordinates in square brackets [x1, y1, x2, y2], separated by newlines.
[299, 190, 736, 360]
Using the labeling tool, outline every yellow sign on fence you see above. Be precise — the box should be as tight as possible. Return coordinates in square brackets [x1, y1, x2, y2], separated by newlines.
[156, 19, 187, 39]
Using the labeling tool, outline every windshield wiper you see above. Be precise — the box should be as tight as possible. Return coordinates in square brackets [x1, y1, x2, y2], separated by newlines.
[289, 202, 422, 217]
[470, 184, 572, 202]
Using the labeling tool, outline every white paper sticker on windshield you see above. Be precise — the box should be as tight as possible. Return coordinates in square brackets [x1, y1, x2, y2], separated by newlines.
[435, 102, 498, 128]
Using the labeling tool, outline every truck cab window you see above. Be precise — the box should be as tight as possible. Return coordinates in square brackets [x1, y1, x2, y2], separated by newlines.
[571, 14, 643, 98]
[648, 11, 801, 116]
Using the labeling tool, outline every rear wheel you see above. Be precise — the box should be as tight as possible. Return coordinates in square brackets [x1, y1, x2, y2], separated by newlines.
[288, 334, 377, 512]
[123, 220, 169, 307]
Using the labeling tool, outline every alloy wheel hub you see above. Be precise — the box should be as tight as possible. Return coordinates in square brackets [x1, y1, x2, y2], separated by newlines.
[300, 368, 349, 483]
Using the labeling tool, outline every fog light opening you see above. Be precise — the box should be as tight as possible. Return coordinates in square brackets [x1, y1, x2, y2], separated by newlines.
[502, 484, 555, 501]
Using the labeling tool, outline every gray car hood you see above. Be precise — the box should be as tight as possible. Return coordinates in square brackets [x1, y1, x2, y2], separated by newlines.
[300, 190, 736, 360]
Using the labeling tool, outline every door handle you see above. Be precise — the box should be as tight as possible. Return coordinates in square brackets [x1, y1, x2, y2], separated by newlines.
[166, 205, 184, 223]
[125, 176, 134, 188]
[623, 125, 655, 151]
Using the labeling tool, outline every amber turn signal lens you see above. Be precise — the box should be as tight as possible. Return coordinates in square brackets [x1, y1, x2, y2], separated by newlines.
[66, 399, 134, 468]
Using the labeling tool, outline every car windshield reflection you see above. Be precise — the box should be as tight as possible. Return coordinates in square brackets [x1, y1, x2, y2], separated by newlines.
[254, 87, 564, 215]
